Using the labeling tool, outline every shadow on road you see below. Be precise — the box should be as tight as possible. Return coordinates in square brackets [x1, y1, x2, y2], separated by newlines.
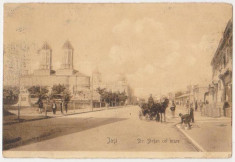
[3, 117, 128, 150]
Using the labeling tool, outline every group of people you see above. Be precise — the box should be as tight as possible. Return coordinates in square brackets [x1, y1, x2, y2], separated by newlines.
[149, 94, 197, 129]
[142, 94, 199, 129]
[37, 99, 68, 115]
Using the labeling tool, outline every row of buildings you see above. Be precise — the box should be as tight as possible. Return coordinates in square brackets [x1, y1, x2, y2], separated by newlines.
[174, 19, 232, 118]
[174, 84, 208, 106]
[8, 41, 133, 108]
[207, 19, 232, 118]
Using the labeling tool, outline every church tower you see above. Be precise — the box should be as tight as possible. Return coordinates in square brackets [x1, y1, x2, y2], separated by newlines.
[62, 40, 73, 69]
[34, 42, 52, 75]
[57, 41, 75, 75]
[40, 42, 52, 70]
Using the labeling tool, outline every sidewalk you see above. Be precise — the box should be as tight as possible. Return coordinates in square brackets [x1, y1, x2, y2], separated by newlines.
[4, 105, 127, 125]
[167, 105, 232, 152]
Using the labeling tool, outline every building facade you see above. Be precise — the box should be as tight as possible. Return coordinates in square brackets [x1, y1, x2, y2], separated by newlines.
[17, 41, 91, 107]
[192, 84, 209, 103]
[175, 93, 193, 106]
[209, 19, 232, 117]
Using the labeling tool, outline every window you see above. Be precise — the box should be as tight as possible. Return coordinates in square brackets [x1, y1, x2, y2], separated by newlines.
[226, 47, 230, 64]
[218, 81, 221, 90]
[223, 54, 226, 67]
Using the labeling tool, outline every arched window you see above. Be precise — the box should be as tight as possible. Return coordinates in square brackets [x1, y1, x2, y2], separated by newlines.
[218, 81, 221, 90]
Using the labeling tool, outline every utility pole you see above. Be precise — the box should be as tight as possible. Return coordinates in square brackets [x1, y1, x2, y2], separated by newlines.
[17, 59, 21, 122]
[75, 75, 77, 113]
[91, 75, 93, 111]
[45, 96, 48, 118]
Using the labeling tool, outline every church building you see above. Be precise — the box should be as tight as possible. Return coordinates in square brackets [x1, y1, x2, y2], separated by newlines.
[18, 41, 91, 107]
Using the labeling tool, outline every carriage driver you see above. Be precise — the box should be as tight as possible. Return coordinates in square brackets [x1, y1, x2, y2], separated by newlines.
[148, 94, 154, 108]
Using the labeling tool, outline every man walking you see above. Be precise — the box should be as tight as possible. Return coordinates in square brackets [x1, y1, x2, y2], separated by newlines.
[199, 100, 203, 115]
[170, 100, 176, 118]
[60, 100, 64, 115]
[52, 100, 57, 115]
[186, 100, 190, 114]
[190, 104, 194, 123]
[38, 99, 43, 114]
[195, 100, 198, 111]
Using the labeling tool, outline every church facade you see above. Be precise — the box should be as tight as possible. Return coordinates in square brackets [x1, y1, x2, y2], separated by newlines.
[18, 41, 91, 107]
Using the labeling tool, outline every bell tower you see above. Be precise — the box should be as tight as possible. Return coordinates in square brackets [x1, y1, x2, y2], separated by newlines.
[57, 40, 75, 75]
[62, 40, 73, 69]
[34, 42, 52, 75]
[40, 42, 52, 70]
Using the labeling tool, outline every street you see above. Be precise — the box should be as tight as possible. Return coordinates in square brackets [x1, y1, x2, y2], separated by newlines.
[7, 106, 198, 152]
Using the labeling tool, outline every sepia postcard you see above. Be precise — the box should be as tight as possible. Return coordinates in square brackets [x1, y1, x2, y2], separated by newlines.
[2, 2, 233, 158]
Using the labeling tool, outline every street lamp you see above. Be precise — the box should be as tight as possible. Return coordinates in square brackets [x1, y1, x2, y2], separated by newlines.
[17, 60, 21, 122]
[91, 75, 94, 111]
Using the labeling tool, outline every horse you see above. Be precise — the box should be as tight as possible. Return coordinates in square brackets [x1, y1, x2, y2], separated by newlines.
[139, 99, 169, 122]
[151, 98, 169, 122]
[149, 103, 161, 121]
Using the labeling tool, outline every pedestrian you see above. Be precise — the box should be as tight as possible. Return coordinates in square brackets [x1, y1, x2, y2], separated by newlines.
[64, 102, 68, 114]
[170, 100, 176, 118]
[186, 100, 190, 114]
[223, 101, 230, 117]
[60, 100, 64, 115]
[195, 100, 198, 111]
[190, 104, 194, 123]
[148, 94, 154, 108]
[52, 100, 57, 115]
[199, 100, 203, 115]
[38, 99, 43, 114]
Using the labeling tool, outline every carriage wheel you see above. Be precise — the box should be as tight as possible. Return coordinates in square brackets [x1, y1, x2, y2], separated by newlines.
[145, 114, 150, 121]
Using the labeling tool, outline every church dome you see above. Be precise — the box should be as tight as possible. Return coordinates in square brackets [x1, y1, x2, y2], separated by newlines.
[63, 40, 74, 50]
[41, 42, 51, 50]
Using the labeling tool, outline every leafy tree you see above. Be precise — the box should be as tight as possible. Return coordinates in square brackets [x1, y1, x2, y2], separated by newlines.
[3, 86, 20, 104]
[50, 84, 71, 103]
[51, 84, 66, 95]
[118, 91, 128, 105]
[96, 87, 106, 102]
[28, 86, 49, 100]
[96, 88, 128, 107]
[62, 89, 72, 103]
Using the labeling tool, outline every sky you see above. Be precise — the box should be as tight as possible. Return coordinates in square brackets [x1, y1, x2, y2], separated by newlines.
[4, 3, 232, 97]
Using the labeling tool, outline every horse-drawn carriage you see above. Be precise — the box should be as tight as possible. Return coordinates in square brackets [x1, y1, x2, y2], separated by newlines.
[139, 98, 169, 122]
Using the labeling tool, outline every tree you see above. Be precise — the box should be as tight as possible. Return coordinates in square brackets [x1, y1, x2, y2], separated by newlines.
[28, 86, 49, 100]
[50, 84, 72, 103]
[96, 88, 128, 107]
[51, 84, 66, 96]
[96, 87, 106, 103]
[118, 91, 128, 105]
[3, 86, 20, 104]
